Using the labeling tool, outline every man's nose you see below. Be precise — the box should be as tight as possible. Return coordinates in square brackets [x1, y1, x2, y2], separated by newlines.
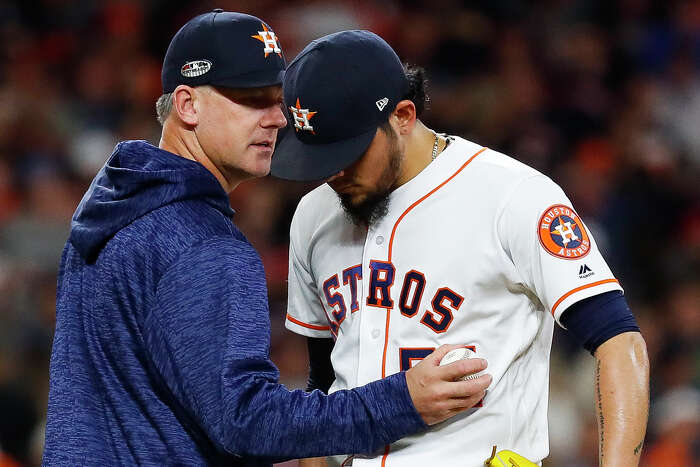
[262, 104, 288, 129]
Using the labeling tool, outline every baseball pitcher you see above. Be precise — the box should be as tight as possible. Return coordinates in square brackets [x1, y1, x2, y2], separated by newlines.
[272, 31, 649, 467]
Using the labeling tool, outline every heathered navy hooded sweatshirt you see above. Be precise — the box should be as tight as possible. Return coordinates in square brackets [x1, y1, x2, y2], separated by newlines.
[43, 141, 425, 466]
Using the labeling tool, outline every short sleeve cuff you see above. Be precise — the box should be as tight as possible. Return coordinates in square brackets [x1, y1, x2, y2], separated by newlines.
[285, 313, 333, 338]
[551, 279, 623, 326]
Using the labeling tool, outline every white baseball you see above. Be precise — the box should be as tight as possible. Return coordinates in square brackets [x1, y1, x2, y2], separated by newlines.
[439, 347, 482, 380]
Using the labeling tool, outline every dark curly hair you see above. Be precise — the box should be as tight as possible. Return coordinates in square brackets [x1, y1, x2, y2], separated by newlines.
[379, 64, 429, 135]
[402, 63, 429, 118]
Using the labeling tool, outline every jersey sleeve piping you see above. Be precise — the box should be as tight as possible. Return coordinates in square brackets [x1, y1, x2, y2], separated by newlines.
[285, 312, 333, 338]
[286, 313, 331, 331]
[551, 279, 623, 325]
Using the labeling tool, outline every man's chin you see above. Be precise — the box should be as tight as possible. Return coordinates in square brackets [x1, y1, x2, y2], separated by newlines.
[252, 157, 273, 176]
[338, 191, 390, 226]
[339, 192, 367, 207]
[225, 162, 271, 186]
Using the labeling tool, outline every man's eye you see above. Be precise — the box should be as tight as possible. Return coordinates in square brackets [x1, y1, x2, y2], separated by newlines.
[238, 98, 268, 108]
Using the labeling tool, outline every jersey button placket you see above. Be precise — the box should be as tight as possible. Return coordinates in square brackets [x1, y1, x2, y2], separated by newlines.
[356, 228, 376, 385]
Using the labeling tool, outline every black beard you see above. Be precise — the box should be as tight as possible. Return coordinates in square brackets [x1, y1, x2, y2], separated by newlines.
[339, 190, 391, 226]
[338, 134, 402, 226]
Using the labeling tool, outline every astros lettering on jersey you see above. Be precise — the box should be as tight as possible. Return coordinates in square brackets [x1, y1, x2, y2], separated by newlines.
[285, 137, 622, 466]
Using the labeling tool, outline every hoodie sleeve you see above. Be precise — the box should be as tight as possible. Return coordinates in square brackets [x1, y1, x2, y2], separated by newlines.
[147, 235, 426, 461]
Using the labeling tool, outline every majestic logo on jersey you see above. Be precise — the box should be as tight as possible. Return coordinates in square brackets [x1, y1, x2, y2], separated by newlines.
[578, 264, 594, 278]
[538, 204, 591, 259]
[290, 98, 317, 133]
[251, 23, 282, 58]
[375, 97, 389, 111]
[181, 60, 212, 77]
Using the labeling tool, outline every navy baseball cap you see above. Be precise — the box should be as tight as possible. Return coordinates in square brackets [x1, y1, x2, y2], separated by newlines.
[271, 30, 409, 181]
[162, 9, 285, 93]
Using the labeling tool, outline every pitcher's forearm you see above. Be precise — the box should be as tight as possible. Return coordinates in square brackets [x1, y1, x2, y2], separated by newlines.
[594, 332, 649, 466]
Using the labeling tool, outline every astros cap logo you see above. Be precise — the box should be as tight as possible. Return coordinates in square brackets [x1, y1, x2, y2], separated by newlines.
[290, 98, 317, 134]
[538, 204, 591, 259]
[251, 23, 282, 58]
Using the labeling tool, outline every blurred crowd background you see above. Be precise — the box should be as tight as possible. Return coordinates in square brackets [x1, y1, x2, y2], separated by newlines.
[0, 0, 698, 465]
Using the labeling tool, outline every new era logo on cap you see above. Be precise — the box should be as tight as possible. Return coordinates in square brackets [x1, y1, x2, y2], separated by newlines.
[376, 97, 389, 111]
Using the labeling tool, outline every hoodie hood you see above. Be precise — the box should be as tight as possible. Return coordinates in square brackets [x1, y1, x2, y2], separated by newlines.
[70, 140, 234, 260]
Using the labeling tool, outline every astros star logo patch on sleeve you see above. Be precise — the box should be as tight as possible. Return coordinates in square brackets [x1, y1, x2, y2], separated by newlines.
[538, 204, 591, 259]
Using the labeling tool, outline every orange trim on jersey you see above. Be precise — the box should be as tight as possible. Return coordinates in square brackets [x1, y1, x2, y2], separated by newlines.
[286, 313, 331, 331]
[387, 147, 487, 262]
[381, 444, 390, 466]
[381, 303, 392, 377]
[550, 279, 620, 316]
[380, 147, 487, 381]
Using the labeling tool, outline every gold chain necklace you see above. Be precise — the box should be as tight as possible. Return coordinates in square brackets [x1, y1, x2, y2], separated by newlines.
[431, 132, 452, 160]
[431, 132, 440, 160]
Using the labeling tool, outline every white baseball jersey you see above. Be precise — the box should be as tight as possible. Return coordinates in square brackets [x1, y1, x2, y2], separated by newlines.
[285, 136, 622, 466]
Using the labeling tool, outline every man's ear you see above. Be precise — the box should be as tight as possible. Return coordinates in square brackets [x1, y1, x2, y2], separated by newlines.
[172, 85, 199, 126]
[391, 99, 417, 136]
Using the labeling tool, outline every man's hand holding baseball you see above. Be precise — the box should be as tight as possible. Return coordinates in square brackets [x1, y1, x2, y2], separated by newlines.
[405, 344, 491, 426]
